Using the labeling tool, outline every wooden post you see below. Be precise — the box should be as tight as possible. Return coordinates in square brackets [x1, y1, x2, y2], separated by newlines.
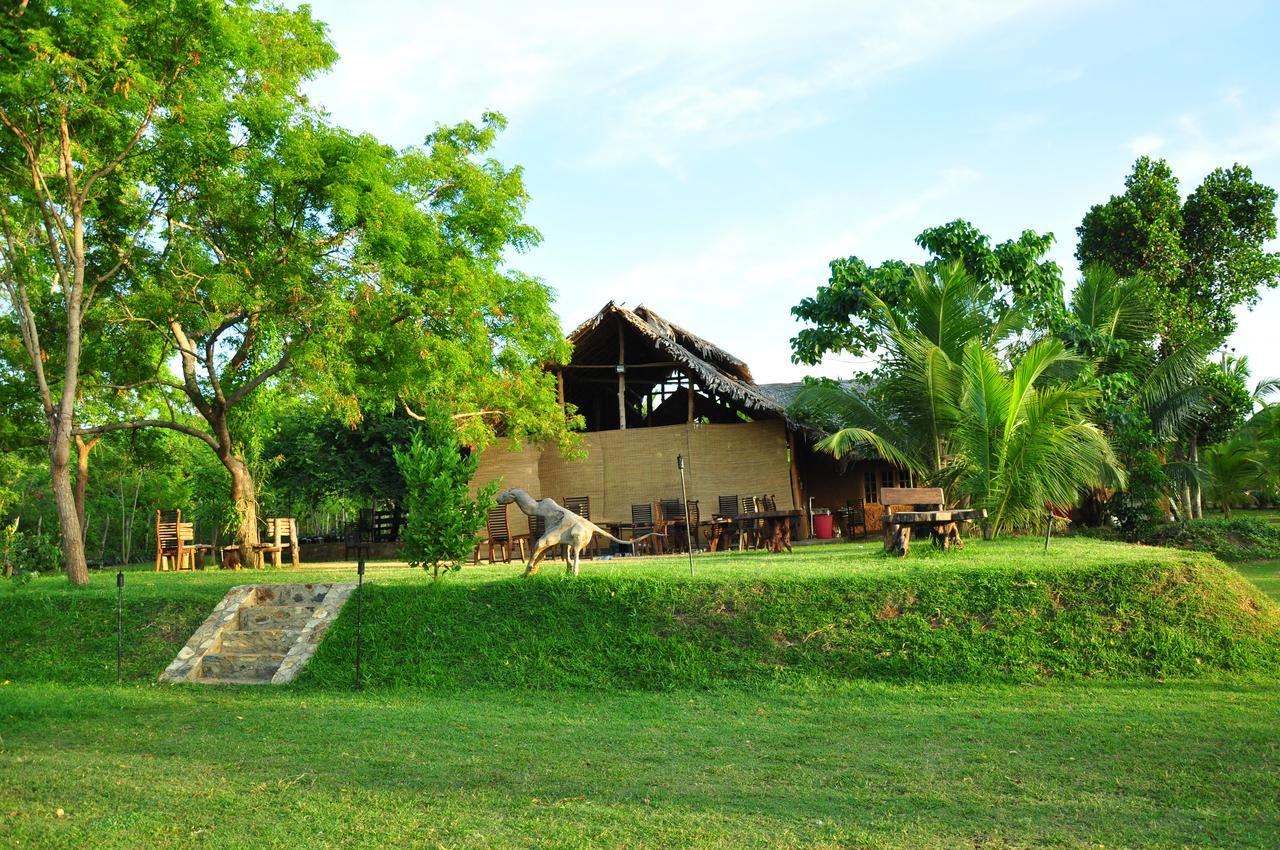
[556, 370, 565, 407]
[617, 320, 626, 430]
[786, 430, 808, 538]
[686, 373, 694, 423]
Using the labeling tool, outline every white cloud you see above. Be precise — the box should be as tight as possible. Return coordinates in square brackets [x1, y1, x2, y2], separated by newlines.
[305, 0, 1055, 166]
[560, 167, 983, 382]
[1127, 134, 1164, 156]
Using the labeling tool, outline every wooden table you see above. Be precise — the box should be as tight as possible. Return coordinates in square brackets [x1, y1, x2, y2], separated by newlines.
[713, 510, 800, 554]
[882, 508, 986, 556]
[833, 507, 868, 540]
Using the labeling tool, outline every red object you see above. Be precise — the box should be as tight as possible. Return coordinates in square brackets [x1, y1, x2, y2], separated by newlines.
[813, 513, 834, 539]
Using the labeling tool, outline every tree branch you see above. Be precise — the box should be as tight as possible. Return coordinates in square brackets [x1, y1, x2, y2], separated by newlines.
[73, 419, 218, 450]
[167, 319, 212, 416]
[78, 99, 157, 206]
[226, 344, 296, 408]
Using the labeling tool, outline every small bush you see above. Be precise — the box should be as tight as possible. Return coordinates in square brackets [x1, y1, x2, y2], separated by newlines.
[1, 523, 61, 585]
[1128, 517, 1280, 562]
[394, 420, 498, 580]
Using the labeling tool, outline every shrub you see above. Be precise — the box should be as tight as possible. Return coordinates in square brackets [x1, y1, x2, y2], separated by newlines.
[1, 522, 61, 586]
[394, 422, 498, 580]
[1128, 517, 1280, 561]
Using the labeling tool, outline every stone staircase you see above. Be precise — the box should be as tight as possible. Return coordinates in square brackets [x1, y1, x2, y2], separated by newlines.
[161, 583, 356, 685]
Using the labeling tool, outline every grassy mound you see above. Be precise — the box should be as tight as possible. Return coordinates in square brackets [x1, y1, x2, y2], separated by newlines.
[3, 540, 1277, 689]
[300, 542, 1280, 689]
[0, 586, 221, 685]
[1130, 517, 1280, 562]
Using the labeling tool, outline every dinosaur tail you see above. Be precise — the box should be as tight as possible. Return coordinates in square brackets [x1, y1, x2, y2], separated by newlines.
[585, 521, 636, 546]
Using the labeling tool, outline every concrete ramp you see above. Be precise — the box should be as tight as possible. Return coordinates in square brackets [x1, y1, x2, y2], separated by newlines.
[161, 583, 355, 685]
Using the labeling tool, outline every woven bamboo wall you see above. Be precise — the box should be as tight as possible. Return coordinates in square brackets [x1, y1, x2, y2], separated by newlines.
[470, 420, 796, 531]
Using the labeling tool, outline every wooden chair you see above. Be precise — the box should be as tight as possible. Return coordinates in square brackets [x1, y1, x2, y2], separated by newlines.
[659, 499, 700, 553]
[658, 499, 688, 553]
[711, 495, 740, 550]
[482, 504, 526, 563]
[155, 510, 210, 571]
[629, 503, 660, 555]
[739, 495, 763, 550]
[259, 518, 301, 568]
[877, 486, 985, 556]
[342, 519, 368, 560]
[685, 500, 702, 552]
[563, 495, 597, 558]
[842, 499, 868, 539]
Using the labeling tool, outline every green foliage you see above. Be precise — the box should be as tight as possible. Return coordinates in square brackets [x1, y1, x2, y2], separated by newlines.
[1200, 437, 1268, 518]
[944, 340, 1120, 536]
[793, 264, 1119, 534]
[394, 421, 498, 579]
[266, 409, 417, 509]
[790, 220, 1062, 363]
[1077, 157, 1280, 346]
[0, 522, 59, 585]
[1121, 517, 1280, 562]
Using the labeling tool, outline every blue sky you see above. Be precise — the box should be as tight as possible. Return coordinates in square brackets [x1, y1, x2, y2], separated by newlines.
[303, 0, 1280, 385]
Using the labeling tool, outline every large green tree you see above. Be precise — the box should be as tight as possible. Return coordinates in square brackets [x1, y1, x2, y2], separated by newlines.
[0, 0, 311, 583]
[1077, 156, 1280, 347]
[82, 99, 569, 563]
[791, 220, 1062, 364]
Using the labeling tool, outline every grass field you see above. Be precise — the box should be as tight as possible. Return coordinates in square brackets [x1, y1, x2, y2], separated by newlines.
[2, 679, 1277, 849]
[2, 538, 1279, 848]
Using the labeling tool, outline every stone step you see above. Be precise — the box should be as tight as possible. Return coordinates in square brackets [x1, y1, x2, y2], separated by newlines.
[239, 605, 315, 630]
[252, 586, 330, 607]
[199, 652, 285, 682]
[217, 628, 301, 654]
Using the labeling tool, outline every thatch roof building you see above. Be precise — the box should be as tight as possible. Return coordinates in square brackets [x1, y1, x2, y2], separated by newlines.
[471, 302, 906, 540]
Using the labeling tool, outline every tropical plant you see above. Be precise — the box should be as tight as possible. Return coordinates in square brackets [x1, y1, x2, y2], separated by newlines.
[943, 340, 1121, 537]
[1199, 437, 1267, 517]
[794, 263, 1120, 537]
[395, 419, 498, 580]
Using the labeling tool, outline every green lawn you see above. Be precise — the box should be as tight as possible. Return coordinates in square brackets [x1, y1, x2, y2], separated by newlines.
[3, 537, 1279, 848]
[2, 679, 1277, 849]
[1236, 559, 1280, 603]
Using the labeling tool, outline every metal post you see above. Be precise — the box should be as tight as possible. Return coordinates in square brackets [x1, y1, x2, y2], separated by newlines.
[677, 454, 694, 577]
[1044, 509, 1054, 552]
[354, 554, 365, 689]
[116, 571, 124, 683]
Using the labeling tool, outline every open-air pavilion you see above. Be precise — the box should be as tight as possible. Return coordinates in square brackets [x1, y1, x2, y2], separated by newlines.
[470, 301, 909, 553]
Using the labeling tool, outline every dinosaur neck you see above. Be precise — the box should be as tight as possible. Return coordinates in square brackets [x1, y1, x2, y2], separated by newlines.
[510, 489, 540, 515]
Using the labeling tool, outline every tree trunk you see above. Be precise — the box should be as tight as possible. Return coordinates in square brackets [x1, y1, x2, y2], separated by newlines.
[226, 454, 262, 568]
[74, 434, 99, 537]
[1189, 436, 1202, 520]
[49, 426, 89, 585]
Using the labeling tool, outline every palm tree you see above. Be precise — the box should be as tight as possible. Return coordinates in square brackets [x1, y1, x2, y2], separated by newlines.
[944, 339, 1122, 538]
[794, 261, 1020, 477]
[1200, 437, 1267, 517]
[1060, 264, 1220, 521]
[794, 263, 1121, 538]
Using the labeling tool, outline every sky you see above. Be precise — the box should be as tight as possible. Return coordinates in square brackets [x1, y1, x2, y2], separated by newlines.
[302, 0, 1280, 386]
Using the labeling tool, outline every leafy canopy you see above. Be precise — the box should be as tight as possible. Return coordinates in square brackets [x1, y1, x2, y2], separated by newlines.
[791, 220, 1062, 363]
[1077, 156, 1280, 346]
[395, 413, 498, 579]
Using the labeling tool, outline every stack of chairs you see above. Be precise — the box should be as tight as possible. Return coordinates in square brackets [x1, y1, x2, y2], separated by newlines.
[630, 503, 660, 555]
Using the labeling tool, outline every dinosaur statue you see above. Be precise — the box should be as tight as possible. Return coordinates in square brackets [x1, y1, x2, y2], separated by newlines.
[496, 488, 648, 576]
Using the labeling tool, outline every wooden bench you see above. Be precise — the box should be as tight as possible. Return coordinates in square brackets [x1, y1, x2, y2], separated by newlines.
[878, 487, 986, 556]
[155, 509, 211, 571]
[221, 517, 301, 569]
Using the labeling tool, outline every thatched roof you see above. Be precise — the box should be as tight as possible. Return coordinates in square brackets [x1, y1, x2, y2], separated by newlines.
[566, 301, 799, 423]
